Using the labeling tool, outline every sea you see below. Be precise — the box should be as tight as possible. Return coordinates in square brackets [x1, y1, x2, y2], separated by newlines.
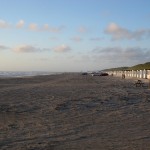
[0, 71, 58, 78]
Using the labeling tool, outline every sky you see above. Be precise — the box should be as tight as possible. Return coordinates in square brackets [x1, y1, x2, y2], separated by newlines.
[0, 0, 150, 72]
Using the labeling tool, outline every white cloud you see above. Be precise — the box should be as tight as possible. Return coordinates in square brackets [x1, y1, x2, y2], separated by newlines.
[16, 20, 25, 28]
[43, 24, 49, 30]
[105, 23, 131, 40]
[28, 23, 39, 31]
[53, 44, 71, 53]
[105, 22, 150, 40]
[0, 19, 10, 28]
[0, 19, 65, 33]
[13, 45, 50, 53]
[28, 23, 65, 33]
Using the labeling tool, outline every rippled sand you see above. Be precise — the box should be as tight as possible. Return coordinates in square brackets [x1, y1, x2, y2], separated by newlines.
[0, 73, 150, 150]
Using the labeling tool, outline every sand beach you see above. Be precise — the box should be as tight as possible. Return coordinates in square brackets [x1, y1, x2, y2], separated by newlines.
[0, 73, 150, 150]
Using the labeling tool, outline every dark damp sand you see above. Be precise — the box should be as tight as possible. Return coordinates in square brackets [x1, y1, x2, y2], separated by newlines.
[0, 73, 150, 150]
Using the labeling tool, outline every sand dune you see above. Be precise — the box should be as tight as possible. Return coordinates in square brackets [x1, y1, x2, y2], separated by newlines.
[0, 73, 150, 150]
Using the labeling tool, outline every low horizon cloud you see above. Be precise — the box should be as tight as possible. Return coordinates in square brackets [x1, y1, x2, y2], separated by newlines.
[92, 46, 150, 66]
[0, 45, 9, 50]
[13, 45, 50, 53]
[53, 44, 71, 53]
[71, 36, 83, 42]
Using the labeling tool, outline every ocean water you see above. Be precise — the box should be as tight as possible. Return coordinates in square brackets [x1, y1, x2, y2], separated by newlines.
[0, 71, 57, 78]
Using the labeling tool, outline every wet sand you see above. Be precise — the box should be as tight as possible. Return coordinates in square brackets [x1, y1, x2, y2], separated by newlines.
[0, 73, 150, 150]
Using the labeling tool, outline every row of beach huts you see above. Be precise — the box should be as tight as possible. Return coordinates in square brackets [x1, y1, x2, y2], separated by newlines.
[106, 69, 150, 79]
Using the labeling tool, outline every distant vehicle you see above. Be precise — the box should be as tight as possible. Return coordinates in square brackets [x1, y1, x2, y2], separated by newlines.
[91, 72, 101, 76]
[82, 72, 88, 75]
[100, 72, 109, 76]
[91, 72, 108, 76]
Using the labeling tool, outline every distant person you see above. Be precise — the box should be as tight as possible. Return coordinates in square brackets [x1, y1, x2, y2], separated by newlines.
[122, 73, 125, 79]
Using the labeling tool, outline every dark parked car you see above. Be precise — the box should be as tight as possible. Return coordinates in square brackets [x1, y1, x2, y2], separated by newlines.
[82, 72, 88, 75]
[100, 72, 109, 76]
[91, 72, 108, 76]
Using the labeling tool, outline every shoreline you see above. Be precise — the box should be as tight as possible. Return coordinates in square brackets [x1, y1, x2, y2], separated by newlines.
[0, 71, 66, 79]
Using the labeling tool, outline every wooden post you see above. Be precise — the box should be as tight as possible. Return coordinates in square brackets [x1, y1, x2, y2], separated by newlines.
[147, 74, 150, 89]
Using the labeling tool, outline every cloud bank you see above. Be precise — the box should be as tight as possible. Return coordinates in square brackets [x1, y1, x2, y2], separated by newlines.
[105, 23, 150, 40]
[0, 43, 71, 53]
[92, 46, 150, 64]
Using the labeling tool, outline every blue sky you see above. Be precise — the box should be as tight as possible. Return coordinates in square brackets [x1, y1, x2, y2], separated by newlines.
[0, 0, 150, 72]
